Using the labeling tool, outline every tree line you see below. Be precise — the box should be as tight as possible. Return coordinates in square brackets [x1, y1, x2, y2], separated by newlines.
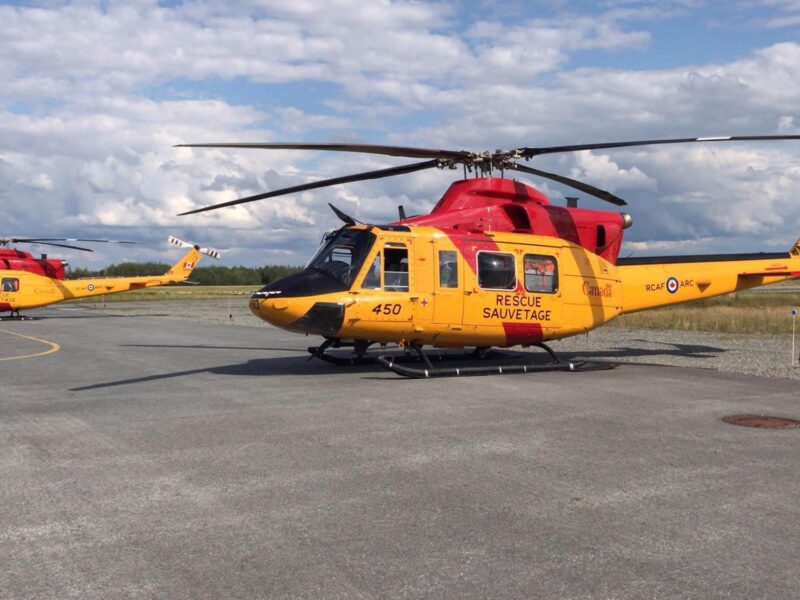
[69, 263, 302, 286]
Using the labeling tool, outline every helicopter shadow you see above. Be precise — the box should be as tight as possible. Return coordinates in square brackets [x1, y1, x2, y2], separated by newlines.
[557, 339, 725, 364]
[30, 313, 173, 320]
[71, 347, 553, 391]
[70, 354, 383, 391]
[69, 340, 728, 392]
[120, 343, 308, 353]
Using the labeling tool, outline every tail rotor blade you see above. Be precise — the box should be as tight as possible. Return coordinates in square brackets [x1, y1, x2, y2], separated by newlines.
[168, 235, 194, 249]
[168, 235, 221, 259]
[200, 247, 221, 259]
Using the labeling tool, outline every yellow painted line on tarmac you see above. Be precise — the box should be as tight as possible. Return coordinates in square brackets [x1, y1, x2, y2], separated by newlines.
[0, 328, 61, 361]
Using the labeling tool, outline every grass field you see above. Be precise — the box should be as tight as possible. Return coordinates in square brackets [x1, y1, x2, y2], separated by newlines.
[74, 282, 800, 335]
[610, 286, 800, 335]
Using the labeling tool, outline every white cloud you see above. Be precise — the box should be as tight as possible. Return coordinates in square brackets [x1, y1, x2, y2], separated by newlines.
[1, 1, 800, 266]
[569, 151, 658, 192]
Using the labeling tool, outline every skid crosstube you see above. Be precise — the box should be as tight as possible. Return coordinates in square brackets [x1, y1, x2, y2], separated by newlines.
[307, 346, 377, 366]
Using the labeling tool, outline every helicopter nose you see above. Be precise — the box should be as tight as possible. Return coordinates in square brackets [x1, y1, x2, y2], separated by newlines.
[250, 295, 345, 336]
[249, 296, 296, 328]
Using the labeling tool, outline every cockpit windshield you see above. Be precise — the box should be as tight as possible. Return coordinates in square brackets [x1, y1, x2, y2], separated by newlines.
[306, 228, 376, 288]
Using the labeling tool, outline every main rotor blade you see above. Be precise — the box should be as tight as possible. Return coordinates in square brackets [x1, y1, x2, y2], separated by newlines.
[15, 241, 95, 252]
[16, 238, 139, 245]
[508, 162, 627, 207]
[179, 159, 441, 216]
[176, 142, 469, 161]
[518, 135, 800, 158]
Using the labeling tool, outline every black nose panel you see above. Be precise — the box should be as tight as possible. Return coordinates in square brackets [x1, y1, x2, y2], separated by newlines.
[291, 302, 345, 336]
[259, 269, 348, 298]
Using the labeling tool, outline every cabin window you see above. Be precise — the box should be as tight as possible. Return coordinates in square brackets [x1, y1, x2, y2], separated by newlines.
[361, 254, 381, 289]
[384, 245, 409, 292]
[1, 277, 19, 292]
[524, 255, 558, 294]
[438, 250, 458, 288]
[477, 251, 516, 290]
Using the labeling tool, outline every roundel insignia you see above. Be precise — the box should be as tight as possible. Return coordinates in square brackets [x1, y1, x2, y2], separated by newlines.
[87, 283, 95, 292]
[666, 277, 679, 294]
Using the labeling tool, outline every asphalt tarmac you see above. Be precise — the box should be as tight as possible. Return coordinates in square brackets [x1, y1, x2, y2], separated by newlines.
[1, 305, 799, 599]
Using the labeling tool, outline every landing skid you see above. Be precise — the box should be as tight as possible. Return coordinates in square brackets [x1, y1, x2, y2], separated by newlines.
[307, 339, 612, 378]
[377, 355, 588, 378]
[0, 311, 35, 321]
[378, 342, 592, 378]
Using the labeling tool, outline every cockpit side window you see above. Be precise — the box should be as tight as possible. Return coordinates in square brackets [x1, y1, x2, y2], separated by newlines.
[361, 254, 381, 289]
[307, 228, 376, 288]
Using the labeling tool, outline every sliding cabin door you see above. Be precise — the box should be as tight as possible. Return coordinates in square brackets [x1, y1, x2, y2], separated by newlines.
[432, 242, 464, 326]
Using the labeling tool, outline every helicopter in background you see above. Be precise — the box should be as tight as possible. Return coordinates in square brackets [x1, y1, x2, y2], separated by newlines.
[0, 236, 220, 319]
[0, 236, 139, 280]
[177, 136, 800, 377]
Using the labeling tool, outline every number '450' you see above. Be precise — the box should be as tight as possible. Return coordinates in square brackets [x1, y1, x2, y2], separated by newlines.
[372, 303, 401, 315]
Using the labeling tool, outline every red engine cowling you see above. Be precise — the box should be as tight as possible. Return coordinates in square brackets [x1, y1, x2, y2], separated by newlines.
[0, 249, 67, 279]
[401, 178, 631, 263]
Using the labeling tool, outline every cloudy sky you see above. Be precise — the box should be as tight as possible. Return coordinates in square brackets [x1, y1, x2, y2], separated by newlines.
[2, 0, 800, 268]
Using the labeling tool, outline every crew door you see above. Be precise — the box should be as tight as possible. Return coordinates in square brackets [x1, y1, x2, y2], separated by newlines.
[359, 240, 414, 322]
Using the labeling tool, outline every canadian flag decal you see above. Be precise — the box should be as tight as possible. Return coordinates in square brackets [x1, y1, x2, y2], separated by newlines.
[183, 261, 194, 269]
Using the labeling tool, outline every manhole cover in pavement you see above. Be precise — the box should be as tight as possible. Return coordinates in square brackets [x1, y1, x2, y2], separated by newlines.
[722, 415, 800, 429]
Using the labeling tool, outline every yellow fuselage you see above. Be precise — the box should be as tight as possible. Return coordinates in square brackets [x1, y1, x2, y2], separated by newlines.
[250, 226, 800, 348]
[0, 246, 203, 313]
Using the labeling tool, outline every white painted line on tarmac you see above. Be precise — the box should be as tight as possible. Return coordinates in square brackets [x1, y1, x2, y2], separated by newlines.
[0, 328, 61, 361]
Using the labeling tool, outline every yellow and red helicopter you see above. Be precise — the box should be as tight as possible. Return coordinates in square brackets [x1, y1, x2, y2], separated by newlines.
[1, 235, 146, 281]
[178, 136, 800, 377]
[0, 236, 220, 319]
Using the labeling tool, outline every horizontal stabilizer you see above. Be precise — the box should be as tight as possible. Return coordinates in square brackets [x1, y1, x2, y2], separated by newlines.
[740, 238, 800, 277]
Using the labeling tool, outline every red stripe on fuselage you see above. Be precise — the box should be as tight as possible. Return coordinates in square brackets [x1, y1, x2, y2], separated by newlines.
[502, 322, 544, 346]
[442, 229, 498, 276]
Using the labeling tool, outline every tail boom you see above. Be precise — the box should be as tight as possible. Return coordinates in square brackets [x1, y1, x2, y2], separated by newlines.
[619, 241, 800, 314]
